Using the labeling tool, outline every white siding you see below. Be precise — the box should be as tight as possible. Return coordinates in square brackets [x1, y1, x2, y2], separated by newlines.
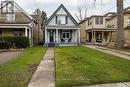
[48, 7, 76, 26]
[56, 8, 67, 15]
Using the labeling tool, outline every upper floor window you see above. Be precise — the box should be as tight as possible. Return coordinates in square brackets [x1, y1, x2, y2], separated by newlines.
[128, 18, 130, 25]
[95, 17, 103, 25]
[56, 15, 68, 25]
[6, 14, 15, 22]
[88, 19, 92, 26]
[1, 1, 14, 14]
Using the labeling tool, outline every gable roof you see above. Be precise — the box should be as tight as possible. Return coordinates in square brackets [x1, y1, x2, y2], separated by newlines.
[45, 4, 78, 26]
[0, 0, 33, 20]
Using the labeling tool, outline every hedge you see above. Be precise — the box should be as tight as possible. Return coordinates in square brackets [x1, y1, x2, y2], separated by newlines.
[0, 36, 30, 49]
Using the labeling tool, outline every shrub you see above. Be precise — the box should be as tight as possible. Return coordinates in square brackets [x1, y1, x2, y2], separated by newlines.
[0, 41, 11, 49]
[0, 36, 30, 49]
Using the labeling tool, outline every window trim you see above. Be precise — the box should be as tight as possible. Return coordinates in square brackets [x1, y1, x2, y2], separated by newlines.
[95, 17, 103, 25]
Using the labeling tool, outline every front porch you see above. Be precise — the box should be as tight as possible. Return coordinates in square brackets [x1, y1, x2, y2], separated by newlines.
[0, 24, 33, 46]
[45, 29, 80, 46]
[86, 29, 116, 45]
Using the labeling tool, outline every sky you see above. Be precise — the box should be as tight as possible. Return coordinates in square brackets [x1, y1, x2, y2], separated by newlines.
[13, 0, 130, 20]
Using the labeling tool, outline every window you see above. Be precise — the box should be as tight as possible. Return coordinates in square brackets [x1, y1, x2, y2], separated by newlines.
[1, 1, 14, 14]
[128, 18, 130, 25]
[66, 16, 68, 24]
[95, 17, 103, 24]
[62, 30, 70, 39]
[6, 14, 15, 22]
[56, 15, 66, 24]
[55, 16, 57, 24]
[13, 29, 23, 36]
[62, 32, 70, 38]
[88, 19, 92, 26]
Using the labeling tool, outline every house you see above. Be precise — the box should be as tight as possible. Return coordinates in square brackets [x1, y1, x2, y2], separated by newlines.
[80, 15, 116, 44]
[80, 7, 130, 46]
[105, 7, 130, 45]
[0, 0, 38, 46]
[45, 4, 80, 46]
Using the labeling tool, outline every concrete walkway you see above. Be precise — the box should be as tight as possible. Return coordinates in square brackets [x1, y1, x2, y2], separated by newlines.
[28, 48, 55, 87]
[83, 45, 130, 60]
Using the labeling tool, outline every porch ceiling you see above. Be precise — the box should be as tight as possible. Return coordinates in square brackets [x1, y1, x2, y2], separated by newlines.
[45, 25, 79, 30]
[0, 24, 32, 29]
[86, 28, 117, 32]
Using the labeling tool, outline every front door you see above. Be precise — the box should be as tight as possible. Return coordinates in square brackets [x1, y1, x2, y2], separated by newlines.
[49, 31, 54, 43]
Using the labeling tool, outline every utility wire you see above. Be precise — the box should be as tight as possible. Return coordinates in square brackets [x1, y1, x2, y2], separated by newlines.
[32, 0, 40, 9]
[102, 0, 126, 14]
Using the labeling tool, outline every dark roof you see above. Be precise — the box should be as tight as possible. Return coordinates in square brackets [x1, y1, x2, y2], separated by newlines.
[79, 17, 88, 24]
[45, 4, 78, 26]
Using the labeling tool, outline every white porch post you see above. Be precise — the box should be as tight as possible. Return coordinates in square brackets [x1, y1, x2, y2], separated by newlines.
[29, 28, 32, 47]
[25, 28, 28, 37]
[56, 29, 58, 44]
[29, 29, 31, 39]
[78, 29, 80, 44]
[75, 30, 77, 43]
[45, 28, 47, 43]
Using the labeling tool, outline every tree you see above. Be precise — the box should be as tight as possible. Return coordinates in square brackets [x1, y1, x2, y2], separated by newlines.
[116, 0, 124, 48]
[41, 11, 47, 21]
[75, 6, 88, 22]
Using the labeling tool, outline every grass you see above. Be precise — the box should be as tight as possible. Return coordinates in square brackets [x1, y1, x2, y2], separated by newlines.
[0, 47, 47, 87]
[55, 46, 130, 87]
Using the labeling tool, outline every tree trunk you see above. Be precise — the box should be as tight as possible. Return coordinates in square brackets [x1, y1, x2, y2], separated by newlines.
[116, 0, 124, 48]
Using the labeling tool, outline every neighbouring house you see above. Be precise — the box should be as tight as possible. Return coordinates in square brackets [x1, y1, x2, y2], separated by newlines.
[80, 15, 116, 45]
[80, 7, 130, 46]
[0, 0, 38, 46]
[45, 4, 80, 46]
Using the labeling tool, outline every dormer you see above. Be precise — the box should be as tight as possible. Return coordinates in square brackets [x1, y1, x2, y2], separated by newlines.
[46, 4, 78, 26]
[55, 8, 68, 25]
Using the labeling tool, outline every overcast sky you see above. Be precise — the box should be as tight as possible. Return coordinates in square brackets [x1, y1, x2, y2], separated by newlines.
[14, 0, 130, 20]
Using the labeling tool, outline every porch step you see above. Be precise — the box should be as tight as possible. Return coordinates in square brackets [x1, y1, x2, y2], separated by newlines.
[48, 43, 55, 47]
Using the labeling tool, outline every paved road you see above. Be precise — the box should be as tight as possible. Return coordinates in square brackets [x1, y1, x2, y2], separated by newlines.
[0, 51, 22, 65]
[28, 48, 55, 87]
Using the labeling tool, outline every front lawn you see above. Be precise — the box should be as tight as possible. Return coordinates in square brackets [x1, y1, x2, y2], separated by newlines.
[55, 46, 130, 87]
[0, 47, 46, 87]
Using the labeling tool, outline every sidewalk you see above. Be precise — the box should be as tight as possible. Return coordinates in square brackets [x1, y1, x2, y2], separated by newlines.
[74, 82, 130, 87]
[28, 48, 55, 87]
[83, 45, 130, 60]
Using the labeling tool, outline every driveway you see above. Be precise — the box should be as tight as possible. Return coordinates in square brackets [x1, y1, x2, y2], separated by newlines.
[0, 51, 22, 65]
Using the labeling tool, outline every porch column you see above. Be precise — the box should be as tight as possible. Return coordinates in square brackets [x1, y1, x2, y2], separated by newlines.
[29, 29, 31, 39]
[56, 29, 58, 44]
[45, 28, 47, 43]
[92, 30, 94, 42]
[94, 31, 96, 42]
[25, 28, 28, 37]
[102, 31, 104, 43]
[110, 32, 113, 42]
[86, 32, 89, 42]
[78, 29, 80, 44]
[74, 30, 77, 43]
